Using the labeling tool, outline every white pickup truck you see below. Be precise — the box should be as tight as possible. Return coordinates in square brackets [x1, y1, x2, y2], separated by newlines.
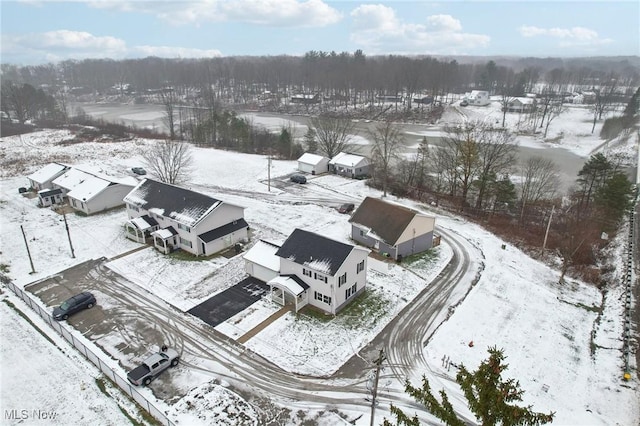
[127, 347, 180, 386]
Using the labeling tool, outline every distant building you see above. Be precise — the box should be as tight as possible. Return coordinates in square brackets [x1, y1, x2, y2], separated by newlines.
[463, 90, 491, 106]
[329, 152, 370, 179]
[297, 153, 329, 175]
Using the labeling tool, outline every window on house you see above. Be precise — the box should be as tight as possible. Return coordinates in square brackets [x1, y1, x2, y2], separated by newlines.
[346, 283, 357, 299]
[359, 229, 365, 237]
[179, 237, 192, 247]
[314, 272, 327, 283]
[314, 291, 322, 301]
[323, 295, 331, 304]
[357, 260, 365, 273]
[303, 268, 312, 277]
[338, 272, 347, 287]
[178, 223, 191, 232]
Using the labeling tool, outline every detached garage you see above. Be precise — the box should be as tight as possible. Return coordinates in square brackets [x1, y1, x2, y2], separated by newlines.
[243, 239, 281, 282]
[297, 153, 329, 175]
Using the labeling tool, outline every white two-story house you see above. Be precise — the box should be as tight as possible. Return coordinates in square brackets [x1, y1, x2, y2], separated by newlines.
[123, 179, 248, 256]
[244, 229, 370, 315]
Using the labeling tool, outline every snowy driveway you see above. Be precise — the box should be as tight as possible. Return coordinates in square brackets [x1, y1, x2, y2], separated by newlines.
[23, 225, 479, 420]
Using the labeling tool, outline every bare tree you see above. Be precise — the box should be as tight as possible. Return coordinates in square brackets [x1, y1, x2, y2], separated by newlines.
[474, 128, 518, 210]
[369, 120, 403, 196]
[591, 74, 619, 134]
[142, 139, 193, 185]
[309, 114, 357, 159]
[543, 101, 565, 138]
[519, 157, 560, 223]
[158, 87, 178, 139]
[442, 122, 484, 211]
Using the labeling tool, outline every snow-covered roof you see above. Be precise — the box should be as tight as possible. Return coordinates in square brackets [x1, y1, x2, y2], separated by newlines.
[243, 240, 281, 272]
[275, 228, 356, 276]
[52, 168, 97, 191]
[268, 275, 307, 296]
[329, 152, 368, 168]
[152, 227, 178, 239]
[130, 215, 156, 231]
[27, 163, 68, 184]
[66, 176, 111, 202]
[123, 179, 242, 227]
[297, 153, 328, 165]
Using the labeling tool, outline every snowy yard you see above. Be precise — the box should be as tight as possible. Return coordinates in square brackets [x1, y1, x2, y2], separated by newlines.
[0, 102, 638, 425]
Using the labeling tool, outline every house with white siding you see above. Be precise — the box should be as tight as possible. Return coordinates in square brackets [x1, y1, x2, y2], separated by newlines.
[243, 229, 369, 314]
[297, 153, 329, 175]
[349, 197, 436, 261]
[49, 167, 137, 215]
[123, 179, 248, 256]
[329, 152, 370, 179]
[27, 162, 69, 191]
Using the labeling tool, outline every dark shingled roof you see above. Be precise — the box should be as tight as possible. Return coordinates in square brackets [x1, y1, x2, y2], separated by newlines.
[348, 197, 417, 245]
[199, 218, 249, 243]
[124, 179, 222, 227]
[275, 228, 353, 276]
[38, 188, 63, 198]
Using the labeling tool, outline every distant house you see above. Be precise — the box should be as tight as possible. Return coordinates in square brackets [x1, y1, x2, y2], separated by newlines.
[290, 93, 321, 104]
[243, 229, 370, 314]
[37, 188, 64, 207]
[297, 153, 329, 175]
[123, 179, 248, 256]
[51, 168, 137, 215]
[506, 97, 536, 113]
[329, 152, 370, 179]
[377, 94, 403, 103]
[349, 197, 436, 260]
[463, 90, 491, 106]
[27, 163, 70, 191]
[413, 95, 433, 105]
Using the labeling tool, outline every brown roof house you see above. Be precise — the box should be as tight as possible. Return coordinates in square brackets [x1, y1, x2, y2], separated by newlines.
[349, 197, 436, 261]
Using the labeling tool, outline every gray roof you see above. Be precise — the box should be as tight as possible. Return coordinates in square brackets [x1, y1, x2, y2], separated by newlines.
[124, 179, 230, 227]
[275, 228, 354, 276]
[349, 197, 419, 245]
[199, 218, 249, 243]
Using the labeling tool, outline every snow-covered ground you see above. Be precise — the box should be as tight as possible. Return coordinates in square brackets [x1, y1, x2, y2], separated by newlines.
[0, 102, 638, 425]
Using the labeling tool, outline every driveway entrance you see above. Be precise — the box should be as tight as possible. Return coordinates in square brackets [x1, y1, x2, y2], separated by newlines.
[187, 277, 269, 327]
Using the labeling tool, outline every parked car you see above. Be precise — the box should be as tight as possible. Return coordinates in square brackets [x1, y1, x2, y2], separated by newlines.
[290, 174, 307, 184]
[53, 291, 96, 320]
[338, 203, 355, 214]
[127, 346, 180, 386]
[460, 100, 469, 107]
[131, 167, 147, 175]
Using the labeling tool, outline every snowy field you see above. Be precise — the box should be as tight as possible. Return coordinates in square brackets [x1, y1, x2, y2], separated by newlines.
[0, 102, 638, 425]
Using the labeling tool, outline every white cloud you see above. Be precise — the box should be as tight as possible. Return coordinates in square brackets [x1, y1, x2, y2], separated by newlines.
[0, 30, 221, 64]
[350, 7, 490, 55]
[519, 25, 613, 48]
[132, 45, 222, 59]
[89, 0, 342, 27]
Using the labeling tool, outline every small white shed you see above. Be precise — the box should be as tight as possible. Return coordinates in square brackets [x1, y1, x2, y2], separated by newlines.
[297, 153, 329, 175]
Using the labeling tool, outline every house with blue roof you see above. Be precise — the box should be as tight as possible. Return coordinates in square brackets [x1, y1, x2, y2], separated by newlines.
[123, 179, 248, 256]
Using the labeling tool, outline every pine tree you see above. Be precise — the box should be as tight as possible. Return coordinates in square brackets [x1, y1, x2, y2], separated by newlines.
[384, 347, 555, 426]
[303, 127, 318, 153]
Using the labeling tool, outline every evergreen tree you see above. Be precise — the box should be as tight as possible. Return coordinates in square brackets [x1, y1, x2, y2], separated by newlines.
[594, 172, 634, 228]
[384, 347, 555, 426]
[304, 127, 318, 153]
[623, 86, 639, 117]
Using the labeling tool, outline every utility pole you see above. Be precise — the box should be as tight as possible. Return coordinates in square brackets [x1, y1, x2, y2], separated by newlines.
[369, 348, 386, 426]
[61, 209, 76, 258]
[267, 153, 271, 192]
[542, 205, 555, 254]
[20, 225, 36, 274]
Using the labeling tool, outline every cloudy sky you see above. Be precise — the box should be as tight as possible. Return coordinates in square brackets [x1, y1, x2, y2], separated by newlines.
[1, 0, 638, 65]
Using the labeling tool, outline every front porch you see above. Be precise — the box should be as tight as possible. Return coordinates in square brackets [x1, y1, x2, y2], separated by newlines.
[267, 275, 309, 313]
[124, 214, 159, 244]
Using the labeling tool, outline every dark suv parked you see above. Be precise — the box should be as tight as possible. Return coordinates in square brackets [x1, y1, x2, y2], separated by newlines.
[290, 174, 307, 184]
[53, 292, 96, 320]
[338, 203, 355, 214]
